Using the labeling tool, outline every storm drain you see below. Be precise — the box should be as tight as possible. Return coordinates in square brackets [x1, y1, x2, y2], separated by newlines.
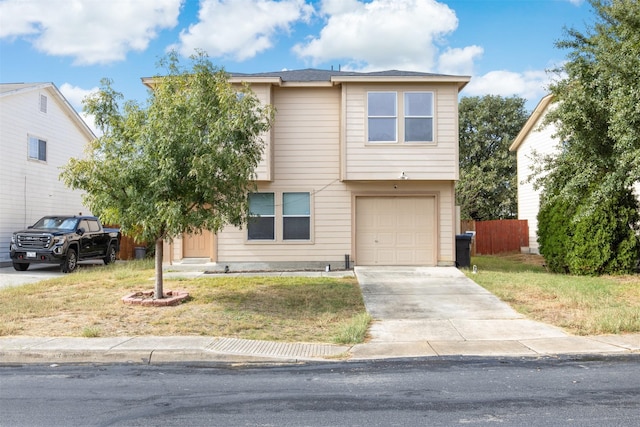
[206, 337, 349, 359]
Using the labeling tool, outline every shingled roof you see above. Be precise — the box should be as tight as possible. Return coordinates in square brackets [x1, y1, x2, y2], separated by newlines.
[229, 68, 452, 82]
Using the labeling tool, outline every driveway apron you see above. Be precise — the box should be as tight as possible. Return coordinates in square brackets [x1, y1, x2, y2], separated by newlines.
[354, 266, 568, 345]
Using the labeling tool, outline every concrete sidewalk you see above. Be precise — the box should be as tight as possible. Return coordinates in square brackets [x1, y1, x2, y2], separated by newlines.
[1, 266, 639, 364]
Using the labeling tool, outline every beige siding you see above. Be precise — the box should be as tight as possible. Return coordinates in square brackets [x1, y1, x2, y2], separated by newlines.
[243, 84, 273, 181]
[342, 83, 460, 181]
[217, 86, 349, 264]
[0, 86, 91, 264]
[218, 180, 455, 266]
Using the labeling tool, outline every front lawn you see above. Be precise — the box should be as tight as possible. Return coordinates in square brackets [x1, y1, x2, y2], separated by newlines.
[0, 260, 370, 344]
[466, 253, 640, 335]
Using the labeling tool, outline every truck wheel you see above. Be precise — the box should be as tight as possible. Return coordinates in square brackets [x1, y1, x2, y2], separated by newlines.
[104, 245, 117, 265]
[13, 262, 29, 271]
[61, 248, 78, 273]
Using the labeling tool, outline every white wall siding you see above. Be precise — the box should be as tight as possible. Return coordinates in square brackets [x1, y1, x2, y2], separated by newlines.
[0, 86, 91, 264]
[516, 107, 558, 253]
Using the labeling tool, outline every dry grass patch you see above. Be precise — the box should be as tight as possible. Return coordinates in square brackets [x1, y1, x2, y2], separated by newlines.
[467, 254, 640, 335]
[0, 261, 369, 344]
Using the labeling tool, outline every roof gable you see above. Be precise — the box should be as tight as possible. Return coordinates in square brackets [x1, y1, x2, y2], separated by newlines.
[0, 82, 95, 140]
[509, 94, 555, 152]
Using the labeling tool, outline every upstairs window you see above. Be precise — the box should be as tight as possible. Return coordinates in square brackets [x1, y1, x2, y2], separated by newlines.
[404, 92, 434, 142]
[367, 91, 435, 144]
[367, 92, 397, 142]
[28, 136, 47, 161]
[283, 192, 310, 240]
[248, 192, 275, 240]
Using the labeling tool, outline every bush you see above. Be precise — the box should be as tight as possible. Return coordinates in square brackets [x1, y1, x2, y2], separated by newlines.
[539, 190, 640, 275]
[537, 197, 573, 273]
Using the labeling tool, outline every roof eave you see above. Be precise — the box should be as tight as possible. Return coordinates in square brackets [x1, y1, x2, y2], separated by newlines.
[509, 94, 555, 152]
[331, 74, 471, 90]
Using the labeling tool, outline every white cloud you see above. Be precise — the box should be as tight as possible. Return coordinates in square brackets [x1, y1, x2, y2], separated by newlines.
[59, 83, 100, 135]
[437, 45, 483, 76]
[0, 0, 182, 65]
[463, 69, 551, 103]
[293, 0, 460, 72]
[170, 0, 313, 60]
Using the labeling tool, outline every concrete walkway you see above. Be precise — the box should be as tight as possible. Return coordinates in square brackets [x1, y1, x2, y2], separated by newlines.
[1, 265, 639, 364]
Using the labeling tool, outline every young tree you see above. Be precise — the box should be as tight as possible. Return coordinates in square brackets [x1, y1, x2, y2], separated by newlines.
[457, 95, 528, 220]
[61, 52, 273, 297]
[536, 0, 640, 274]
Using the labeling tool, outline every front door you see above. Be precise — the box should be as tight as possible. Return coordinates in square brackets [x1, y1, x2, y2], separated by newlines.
[183, 230, 213, 260]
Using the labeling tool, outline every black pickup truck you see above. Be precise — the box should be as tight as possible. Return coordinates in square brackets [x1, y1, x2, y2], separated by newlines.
[10, 216, 120, 273]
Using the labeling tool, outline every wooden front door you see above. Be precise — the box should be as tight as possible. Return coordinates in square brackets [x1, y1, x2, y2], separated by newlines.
[183, 230, 214, 260]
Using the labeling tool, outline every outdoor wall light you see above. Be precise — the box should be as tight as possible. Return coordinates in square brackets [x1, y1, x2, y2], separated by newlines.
[399, 171, 409, 180]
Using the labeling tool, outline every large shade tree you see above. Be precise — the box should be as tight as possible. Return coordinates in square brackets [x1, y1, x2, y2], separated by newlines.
[535, 0, 640, 274]
[457, 95, 528, 220]
[61, 52, 274, 296]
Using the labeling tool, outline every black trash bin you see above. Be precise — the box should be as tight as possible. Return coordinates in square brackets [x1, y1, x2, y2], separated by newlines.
[455, 234, 473, 268]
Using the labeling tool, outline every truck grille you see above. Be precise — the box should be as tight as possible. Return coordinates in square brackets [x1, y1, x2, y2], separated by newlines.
[17, 234, 52, 249]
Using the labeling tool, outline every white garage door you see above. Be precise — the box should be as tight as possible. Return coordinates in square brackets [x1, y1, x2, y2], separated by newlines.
[356, 196, 436, 266]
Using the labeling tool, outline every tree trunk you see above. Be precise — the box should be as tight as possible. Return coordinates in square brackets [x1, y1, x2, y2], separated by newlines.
[154, 238, 164, 299]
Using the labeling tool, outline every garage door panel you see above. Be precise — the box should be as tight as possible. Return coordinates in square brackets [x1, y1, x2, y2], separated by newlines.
[356, 196, 436, 266]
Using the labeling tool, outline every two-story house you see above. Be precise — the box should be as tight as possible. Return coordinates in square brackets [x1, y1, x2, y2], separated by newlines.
[0, 83, 94, 266]
[154, 69, 470, 270]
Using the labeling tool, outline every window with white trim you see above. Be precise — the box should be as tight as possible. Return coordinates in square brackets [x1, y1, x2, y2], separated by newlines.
[404, 92, 434, 142]
[367, 92, 397, 142]
[248, 192, 275, 240]
[367, 91, 434, 143]
[283, 192, 310, 240]
[28, 136, 47, 161]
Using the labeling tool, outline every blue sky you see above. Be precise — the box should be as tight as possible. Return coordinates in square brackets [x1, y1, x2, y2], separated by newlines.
[0, 0, 595, 130]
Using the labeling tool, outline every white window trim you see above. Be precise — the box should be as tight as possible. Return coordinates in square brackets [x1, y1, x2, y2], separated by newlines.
[246, 191, 314, 244]
[404, 91, 434, 144]
[247, 192, 276, 241]
[367, 91, 398, 143]
[27, 135, 47, 163]
[366, 90, 436, 146]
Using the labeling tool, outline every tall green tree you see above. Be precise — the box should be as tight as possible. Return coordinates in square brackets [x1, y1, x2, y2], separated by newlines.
[457, 95, 528, 220]
[61, 52, 273, 297]
[536, 0, 640, 274]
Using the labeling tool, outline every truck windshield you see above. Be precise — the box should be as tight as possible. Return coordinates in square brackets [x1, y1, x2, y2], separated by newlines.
[32, 217, 79, 231]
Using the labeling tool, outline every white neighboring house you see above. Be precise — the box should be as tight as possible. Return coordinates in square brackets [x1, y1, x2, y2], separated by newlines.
[510, 94, 640, 254]
[509, 94, 557, 254]
[0, 83, 95, 266]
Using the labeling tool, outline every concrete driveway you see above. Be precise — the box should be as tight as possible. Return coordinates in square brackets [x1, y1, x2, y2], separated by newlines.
[0, 261, 105, 290]
[352, 266, 572, 358]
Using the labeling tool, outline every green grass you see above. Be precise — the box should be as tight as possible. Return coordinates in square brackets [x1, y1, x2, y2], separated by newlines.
[0, 261, 370, 344]
[466, 254, 640, 335]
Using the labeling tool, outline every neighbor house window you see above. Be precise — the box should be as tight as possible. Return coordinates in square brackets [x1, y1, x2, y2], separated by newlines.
[404, 92, 434, 142]
[367, 92, 397, 142]
[248, 192, 274, 240]
[282, 192, 310, 240]
[28, 136, 46, 161]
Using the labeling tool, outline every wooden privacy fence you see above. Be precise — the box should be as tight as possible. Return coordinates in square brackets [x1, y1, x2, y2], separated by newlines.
[460, 219, 529, 255]
[104, 225, 142, 260]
